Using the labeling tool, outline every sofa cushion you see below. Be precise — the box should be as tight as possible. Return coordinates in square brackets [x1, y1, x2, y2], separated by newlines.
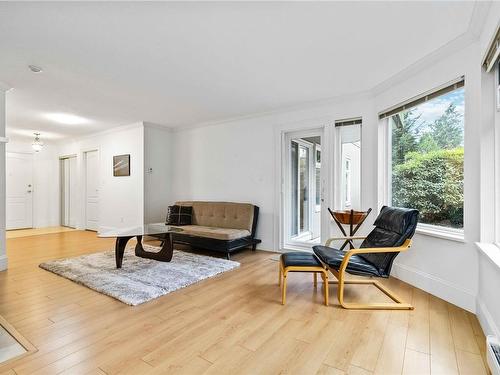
[175, 201, 254, 231]
[176, 225, 251, 241]
[165, 205, 193, 226]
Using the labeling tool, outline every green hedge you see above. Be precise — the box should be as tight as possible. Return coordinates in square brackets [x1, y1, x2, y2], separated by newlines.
[392, 148, 463, 228]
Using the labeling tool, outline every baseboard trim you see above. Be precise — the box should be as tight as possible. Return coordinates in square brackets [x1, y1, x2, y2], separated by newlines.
[392, 262, 476, 312]
[0, 254, 8, 271]
[477, 297, 500, 338]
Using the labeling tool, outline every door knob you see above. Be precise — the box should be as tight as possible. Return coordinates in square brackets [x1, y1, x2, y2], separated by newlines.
[27, 190, 32, 193]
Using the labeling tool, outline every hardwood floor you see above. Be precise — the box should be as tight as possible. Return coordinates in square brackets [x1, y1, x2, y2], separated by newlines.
[0, 230, 488, 374]
[6, 227, 76, 239]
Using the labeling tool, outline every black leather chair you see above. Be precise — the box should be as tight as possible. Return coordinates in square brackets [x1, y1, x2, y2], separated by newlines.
[313, 206, 419, 310]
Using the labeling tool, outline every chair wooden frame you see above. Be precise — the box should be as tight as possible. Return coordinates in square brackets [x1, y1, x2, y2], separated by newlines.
[322, 237, 414, 310]
[278, 262, 329, 306]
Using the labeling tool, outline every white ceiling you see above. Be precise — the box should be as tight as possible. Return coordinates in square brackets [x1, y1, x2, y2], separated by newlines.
[0, 1, 480, 140]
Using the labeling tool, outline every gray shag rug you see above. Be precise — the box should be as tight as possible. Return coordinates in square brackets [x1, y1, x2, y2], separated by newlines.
[39, 245, 240, 306]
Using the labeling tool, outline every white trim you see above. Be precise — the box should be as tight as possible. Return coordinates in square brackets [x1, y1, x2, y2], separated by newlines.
[416, 224, 465, 242]
[57, 122, 144, 144]
[378, 76, 464, 119]
[392, 262, 476, 312]
[0, 255, 8, 271]
[274, 117, 333, 252]
[143, 122, 173, 132]
[476, 242, 500, 271]
[477, 297, 500, 338]
[281, 128, 324, 250]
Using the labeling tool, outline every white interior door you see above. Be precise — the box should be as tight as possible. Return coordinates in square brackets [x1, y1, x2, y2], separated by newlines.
[85, 150, 99, 231]
[6, 153, 33, 230]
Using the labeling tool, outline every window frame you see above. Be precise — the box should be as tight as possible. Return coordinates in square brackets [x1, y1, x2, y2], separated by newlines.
[381, 82, 466, 241]
[334, 119, 362, 211]
[495, 61, 500, 247]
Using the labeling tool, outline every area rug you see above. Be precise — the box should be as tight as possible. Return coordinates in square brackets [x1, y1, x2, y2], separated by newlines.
[39, 246, 240, 306]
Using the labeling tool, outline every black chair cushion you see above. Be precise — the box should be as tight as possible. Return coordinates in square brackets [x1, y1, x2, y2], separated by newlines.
[359, 206, 419, 276]
[313, 245, 382, 277]
[371, 206, 418, 236]
[281, 252, 323, 268]
[165, 205, 193, 226]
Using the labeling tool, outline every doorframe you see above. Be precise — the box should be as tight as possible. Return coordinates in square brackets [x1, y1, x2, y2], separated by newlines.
[275, 119, 333, 252]
[59, 154, 77, 228]
[6, 151, 34, 230]
[83, 149, 99, 231]
[290, 137, 314, 239]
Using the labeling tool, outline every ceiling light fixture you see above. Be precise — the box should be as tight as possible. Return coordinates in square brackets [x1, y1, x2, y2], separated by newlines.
[32, 133, 44, 152]
[28, 65, 43, 73]
[45, 113, 89, 125]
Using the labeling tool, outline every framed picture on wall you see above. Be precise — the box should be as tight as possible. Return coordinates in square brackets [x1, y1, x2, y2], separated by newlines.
[113, 154, 130, 176]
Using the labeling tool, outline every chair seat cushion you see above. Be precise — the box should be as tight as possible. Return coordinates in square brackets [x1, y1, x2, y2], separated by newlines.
[281, 252, 323, 268]
[313, 245, 383, 277]
[175, 225, 251, 241]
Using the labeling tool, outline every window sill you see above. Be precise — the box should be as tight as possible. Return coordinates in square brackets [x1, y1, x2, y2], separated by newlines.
[476, 242, 500, 270]
[415, 224, 465, 243]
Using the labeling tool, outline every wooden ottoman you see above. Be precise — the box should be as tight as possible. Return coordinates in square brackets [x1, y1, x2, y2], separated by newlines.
[279, 252, 329, 306]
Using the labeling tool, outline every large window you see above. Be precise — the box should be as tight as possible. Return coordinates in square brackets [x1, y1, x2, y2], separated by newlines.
[387, 83, 465, 229]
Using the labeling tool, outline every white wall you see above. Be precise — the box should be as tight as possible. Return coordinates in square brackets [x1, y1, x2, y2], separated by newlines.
[0, 87, 7, 271]
[171, 119, 275, 248]
[57, 123, 145, 231]
[476, 3, 500, 338]
[143, 123, 173, 223]
[373, 42, 482, 312]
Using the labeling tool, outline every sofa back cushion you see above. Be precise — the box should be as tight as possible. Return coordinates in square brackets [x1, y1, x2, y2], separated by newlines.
[175, 201, 255, 231]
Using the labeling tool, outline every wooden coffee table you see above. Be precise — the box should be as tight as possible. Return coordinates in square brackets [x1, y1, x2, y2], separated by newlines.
[98, 223, 183, 268]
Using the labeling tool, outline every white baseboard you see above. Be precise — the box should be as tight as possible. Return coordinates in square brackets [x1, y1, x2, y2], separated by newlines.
[477, 297, 500, 338]
[0, 254, 8, 271]
[392, 262, 476, 312]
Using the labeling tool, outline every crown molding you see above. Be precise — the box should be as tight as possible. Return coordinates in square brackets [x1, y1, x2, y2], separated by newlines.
[143, 121, 175, 132]
[172, 89, 372, 132]
[0, 81, 11, 93]
[54, 121, 145, 144]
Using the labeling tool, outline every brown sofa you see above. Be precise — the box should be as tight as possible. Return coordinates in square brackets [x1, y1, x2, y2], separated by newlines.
[169, 201, 261, 259]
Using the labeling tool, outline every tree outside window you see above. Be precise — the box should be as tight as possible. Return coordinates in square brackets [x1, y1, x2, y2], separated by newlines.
[389, 88, 464, 229]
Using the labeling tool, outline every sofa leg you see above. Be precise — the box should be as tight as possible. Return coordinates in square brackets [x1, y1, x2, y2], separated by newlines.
[252, 243, 257, 251]
[226, 253, 231, 260]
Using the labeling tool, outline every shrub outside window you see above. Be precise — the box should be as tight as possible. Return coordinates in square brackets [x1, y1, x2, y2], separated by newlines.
[388, 87, 465, 229]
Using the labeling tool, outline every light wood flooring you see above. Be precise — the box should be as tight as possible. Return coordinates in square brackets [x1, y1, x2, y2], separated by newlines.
[6, 227, 76, 239]
[0, 230, 489, 375]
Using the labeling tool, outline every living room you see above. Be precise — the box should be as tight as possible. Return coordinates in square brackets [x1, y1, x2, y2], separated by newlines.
[0, 1, 500, 374]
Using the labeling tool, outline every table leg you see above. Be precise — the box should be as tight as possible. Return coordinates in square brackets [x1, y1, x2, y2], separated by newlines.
[134, 233, 174, 262]
[115, 236, 133, 268]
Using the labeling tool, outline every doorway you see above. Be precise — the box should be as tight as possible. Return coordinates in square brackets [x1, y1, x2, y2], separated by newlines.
[60, 156, 77, 228]
[283, 129, 323, 249]
[6, 152, 33, 230]
[84, 150, 99, 231]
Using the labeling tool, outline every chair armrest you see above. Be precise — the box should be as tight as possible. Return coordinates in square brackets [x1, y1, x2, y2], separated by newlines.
[325, 236, 367, 247]
[338, 239, 412, 274]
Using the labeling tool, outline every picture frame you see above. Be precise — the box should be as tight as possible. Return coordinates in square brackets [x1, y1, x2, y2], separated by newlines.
[113, 154, 130, 176]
